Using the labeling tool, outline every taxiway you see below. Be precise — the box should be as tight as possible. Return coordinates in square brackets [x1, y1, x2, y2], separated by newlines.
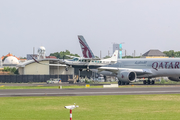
[0, 87, 180, 97]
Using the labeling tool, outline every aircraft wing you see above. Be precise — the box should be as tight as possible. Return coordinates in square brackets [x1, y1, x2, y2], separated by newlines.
[81, 58, 101, 60]
[97, 67, 152, 75]
[66, 55, 80, 59]
[37, 62, 66, 66]
[31, 56, 66, 66]
[66, 55, 100, 60]
[34, 60, 66, 66]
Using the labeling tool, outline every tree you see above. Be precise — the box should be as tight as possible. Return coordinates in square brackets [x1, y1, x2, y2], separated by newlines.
[49, 50, 80, 59]
[163, 50, 180, 57]
[2, 67, 19, 74]
[103, 56, 111, 59]
[20, 57, 27, 59]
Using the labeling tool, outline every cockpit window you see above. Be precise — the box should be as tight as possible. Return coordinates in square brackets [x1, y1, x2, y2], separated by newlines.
[73, 58, 79, 61]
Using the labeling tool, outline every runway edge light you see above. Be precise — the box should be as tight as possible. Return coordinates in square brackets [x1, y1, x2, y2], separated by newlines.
[64, 103, 79, 120]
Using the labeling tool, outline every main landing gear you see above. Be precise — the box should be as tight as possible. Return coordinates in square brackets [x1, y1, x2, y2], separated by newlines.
[65, 66, 69, 71]
[118, 80, 129, 85]
[143, 79, 155, 85]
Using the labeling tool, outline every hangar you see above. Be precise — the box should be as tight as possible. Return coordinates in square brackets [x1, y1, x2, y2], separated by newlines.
[17, 58, 74, 76]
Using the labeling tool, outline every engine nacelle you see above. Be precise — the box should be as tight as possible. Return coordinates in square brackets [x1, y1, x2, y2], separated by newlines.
[168, 77, 180, 82]
[117, 71, 136, 83]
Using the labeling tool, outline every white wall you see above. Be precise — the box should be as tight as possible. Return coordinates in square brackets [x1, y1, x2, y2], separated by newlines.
[24, 61, 49, 75]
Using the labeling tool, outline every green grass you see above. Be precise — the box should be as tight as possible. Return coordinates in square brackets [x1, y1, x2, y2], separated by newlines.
[0, 85, 103, 89]
[0, 84, 179, 89]
[1, 94, 180, 120]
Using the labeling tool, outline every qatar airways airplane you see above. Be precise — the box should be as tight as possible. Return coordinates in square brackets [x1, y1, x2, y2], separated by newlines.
[78, 35, 180, 85]
[98, 58, 180, 85]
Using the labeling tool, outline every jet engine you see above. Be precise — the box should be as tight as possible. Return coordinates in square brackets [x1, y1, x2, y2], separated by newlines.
[117, 71, 136, 83]
[168, 77, 180, 82]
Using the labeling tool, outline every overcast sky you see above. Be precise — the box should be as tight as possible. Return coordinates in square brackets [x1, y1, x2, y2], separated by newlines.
[1, 0, 180, 58]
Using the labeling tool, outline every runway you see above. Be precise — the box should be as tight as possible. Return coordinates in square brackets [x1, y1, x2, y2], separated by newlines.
[1, 87, 180, 97]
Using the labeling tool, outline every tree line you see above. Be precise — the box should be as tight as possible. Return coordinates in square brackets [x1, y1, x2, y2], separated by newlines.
[49, 50, 80, 59]
[49, 50, 180, 59]
[2, 67, 19, 74]
[163, 50, 180, 57]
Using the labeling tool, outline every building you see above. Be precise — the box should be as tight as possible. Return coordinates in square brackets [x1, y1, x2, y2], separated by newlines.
[113, 43, 123, 59]
[3, 56, 19, 67]
[113, 44, 119, 58]
[17, 58, 74, 75]
[142, 49, 168, 58]
[1, 53, 27, 65]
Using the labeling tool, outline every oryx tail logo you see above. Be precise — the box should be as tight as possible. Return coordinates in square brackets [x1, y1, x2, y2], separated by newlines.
[121, 74, 124, 78]
[78, 36, 94, 58]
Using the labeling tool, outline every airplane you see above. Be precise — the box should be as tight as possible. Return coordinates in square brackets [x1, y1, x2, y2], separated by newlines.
[97, 58, 180, 85]
[77, 35, 121, 80]
[62, 50, 118, 71]
[31, 50, 118, 71]
[64, 35, 119, 71]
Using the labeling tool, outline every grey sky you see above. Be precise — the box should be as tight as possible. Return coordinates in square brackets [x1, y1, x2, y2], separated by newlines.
[1, 0, 180, 58]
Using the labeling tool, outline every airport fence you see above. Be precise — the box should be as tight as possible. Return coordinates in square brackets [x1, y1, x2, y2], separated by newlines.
[0, 74, 73, 83]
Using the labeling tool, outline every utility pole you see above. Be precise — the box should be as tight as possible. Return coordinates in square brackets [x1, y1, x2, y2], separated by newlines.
[33, 47, 35, 56]
[125, 50, 126, 58]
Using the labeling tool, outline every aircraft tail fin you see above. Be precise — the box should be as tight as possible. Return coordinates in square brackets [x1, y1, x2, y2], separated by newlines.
[78, 35, 95, 58]
[108, 50, 118, 61]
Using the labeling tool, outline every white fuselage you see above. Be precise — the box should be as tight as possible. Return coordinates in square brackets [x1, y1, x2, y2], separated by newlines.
[96, 58, 180, 78]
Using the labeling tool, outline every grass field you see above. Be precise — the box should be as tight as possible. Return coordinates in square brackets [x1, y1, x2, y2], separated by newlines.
[0, 85, 103, 89]
[0, 84, 178, 89]
[1, 94, 180, 120]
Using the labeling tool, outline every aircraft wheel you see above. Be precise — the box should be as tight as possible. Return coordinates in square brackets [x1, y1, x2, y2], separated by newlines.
[65, 68, 68, 71]
[152, 80, 155, 84]
[122, 82, 125, 85]
[118, 80, 121, 85]
[143, 80, 146, 84]
[126, 83, 129, 85]
[148, 80, 151, 84]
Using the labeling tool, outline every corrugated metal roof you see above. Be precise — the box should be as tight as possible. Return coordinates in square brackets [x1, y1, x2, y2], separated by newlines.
[142, 49, 166, 56]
